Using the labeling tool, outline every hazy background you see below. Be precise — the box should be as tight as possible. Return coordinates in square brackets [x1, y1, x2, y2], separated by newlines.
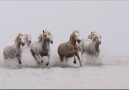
[0, 1, 129, 89]
[0, 1, 129, 57]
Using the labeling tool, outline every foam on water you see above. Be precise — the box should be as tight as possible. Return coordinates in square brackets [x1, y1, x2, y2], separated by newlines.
[0, 47, 105, 68]
[0, 51, 129, 89]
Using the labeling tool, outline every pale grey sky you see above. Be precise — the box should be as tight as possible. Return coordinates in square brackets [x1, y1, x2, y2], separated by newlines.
[0, 1, 129, 56]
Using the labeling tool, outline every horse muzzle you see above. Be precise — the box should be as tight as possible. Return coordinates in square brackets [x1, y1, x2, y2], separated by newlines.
[22, 43, 25, 46]
[77, 40, 81, 43]
[50, 40, 53, 44]
[29, 40, 32, 44]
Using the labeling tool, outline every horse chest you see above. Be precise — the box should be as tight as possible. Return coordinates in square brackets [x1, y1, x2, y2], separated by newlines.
[14, 48, 21, 54]
[39, 48, 49, 57]
[65, 46, 77, 57]
[40, 52, 48, 57]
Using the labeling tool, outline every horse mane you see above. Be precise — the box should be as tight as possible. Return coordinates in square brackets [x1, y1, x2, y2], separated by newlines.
[38, 31, 52, 42]
[38, 34, 46, 42]
[15, 35, 19, 42]
[38, 30, 51, 42]
[15, 34, 22, 43]
[67, 31, 77, 45]
[88, 31, 97, 40]
[38, 34, 43, 42]
[67, 33, 73, 44]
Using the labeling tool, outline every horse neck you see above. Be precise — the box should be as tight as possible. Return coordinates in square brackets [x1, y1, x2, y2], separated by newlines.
[13, 41, 21, 49]
[44, 39, 49, 49]
[68, 35, 76, 47]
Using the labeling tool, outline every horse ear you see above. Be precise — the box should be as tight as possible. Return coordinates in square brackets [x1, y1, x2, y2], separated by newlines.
[19, 33, 22, 36]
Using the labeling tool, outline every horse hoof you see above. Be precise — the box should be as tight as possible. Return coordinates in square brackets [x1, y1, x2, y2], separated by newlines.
[41, 61, 43, 64]
[46, 62, 49, 66]
[19, 61, 22, 64]
[37, 62, 40, 65]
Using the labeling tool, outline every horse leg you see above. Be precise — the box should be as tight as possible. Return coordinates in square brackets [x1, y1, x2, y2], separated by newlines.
[46, 54, 50, 66]
[59, 54, 64, 62]
[81, 50, 84, 62]
[73, 55, 76, 64]
[75, 52, 82, 66]
[63, 57, 68, 67]
[59, 54, 65, 67]
[30, 49, 40, 65]
[3, 54, 8, 60]
[3, 52, 8, 60]
[16, 54, 22, 64]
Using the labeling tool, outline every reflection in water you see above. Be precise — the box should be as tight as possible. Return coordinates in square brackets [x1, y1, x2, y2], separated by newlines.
[0, 56, 129, 89]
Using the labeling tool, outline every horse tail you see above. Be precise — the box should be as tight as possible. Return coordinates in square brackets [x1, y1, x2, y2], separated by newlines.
[3, 49, 7, 60]
[57, 45, 64, 62]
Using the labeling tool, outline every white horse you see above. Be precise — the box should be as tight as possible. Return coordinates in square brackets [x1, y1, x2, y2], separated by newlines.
[79, 31, 101, 64]
[30, 30, 53, 66]
[20, 34, 33, 66]
[23, 34, 31, 48]
[21, 34, 31, 50]
[3, 33, 25, 64]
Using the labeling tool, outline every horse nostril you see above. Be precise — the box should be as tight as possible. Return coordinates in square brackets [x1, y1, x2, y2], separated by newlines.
[51, 41, 53, 44]
[77, 40, 81, 43]
[29, 40, 32, 44]
[22, 43, 25, 46]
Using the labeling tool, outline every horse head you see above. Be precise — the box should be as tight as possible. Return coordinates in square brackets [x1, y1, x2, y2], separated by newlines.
[24, 34, 32, 46]
[43, 30, 53, 44]
[16, 33, 25, 46]
[72, 30, 81, 43]
[93, 33, 101, 44]
[88, 31, 97, 40]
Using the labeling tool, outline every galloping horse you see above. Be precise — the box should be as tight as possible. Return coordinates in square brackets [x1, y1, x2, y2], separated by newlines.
[23, 34, 31, 48]
[88, 31, 97, 40]
[58, 30, 82, 67]
[3, 33, 25, 64]
[21, 34, 31, 51]
[30, 30, 53, 66]
[79, 31, 101, 63]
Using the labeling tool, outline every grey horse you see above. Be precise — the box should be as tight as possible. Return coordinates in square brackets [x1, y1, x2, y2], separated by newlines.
[3, 33, 25, 64]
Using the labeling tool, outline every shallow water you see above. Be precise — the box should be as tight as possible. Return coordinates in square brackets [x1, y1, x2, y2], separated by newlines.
[0, 56, 129, 89]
